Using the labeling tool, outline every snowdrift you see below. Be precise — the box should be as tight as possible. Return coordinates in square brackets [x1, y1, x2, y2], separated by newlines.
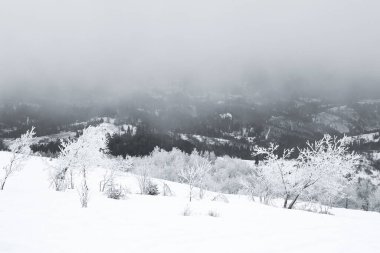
[0, 151, 379, 253]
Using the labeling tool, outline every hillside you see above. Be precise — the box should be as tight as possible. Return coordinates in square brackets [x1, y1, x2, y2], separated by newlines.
[3, 94, 380, 166]
[0, 151, 379, 253]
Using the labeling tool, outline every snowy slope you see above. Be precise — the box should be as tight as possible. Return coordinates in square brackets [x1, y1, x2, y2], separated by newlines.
[0, 152, 380, 253]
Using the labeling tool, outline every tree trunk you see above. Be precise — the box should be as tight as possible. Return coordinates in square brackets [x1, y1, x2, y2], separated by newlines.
[0, 175, 9, 190]
[80, 168, 89, 208]
[283, 194, 289, 208]
[288, 194, 300, 209]
[70, 170, 74, 189]
[0, 180, 5, 190]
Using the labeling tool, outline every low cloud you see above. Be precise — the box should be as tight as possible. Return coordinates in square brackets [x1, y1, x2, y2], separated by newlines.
[1, 0, 379, 100]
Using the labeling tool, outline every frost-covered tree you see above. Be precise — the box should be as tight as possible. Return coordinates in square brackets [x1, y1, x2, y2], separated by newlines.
[295, 135, 360, 209]
[53, 124, 113, 207]
[178, 150, 212, 201]
[249, 135, 360, 209]
[0, 127, 36, 190]
[209, 156, 251, 194]
[147, 147, 187, 181]
[249, 144, 295, 206]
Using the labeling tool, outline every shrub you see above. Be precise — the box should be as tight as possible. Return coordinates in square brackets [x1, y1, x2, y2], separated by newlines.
[162, 182, 174, 196]
[208, 209, 219, 217]
[212, 194, 229, 203]
[106, 186, 127, 200]
[146, 181, 159, 195]
[182, 205, 192, 216]
[296, 201, 333, 215]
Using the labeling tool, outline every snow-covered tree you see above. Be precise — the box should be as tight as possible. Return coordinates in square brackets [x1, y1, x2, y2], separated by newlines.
[295, 135, 360, 209]
[249, 144, 296, 206]
[53, 124, 113, 207]
[249, 135, 360, 209]
[0, 127, 36, 190]
[178, 150, 212, 202]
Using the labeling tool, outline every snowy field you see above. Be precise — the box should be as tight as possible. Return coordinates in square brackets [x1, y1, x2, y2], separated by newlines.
[1, 151, 380, 253]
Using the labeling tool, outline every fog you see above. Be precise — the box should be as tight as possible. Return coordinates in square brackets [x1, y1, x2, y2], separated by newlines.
[1, 0, 380, 101]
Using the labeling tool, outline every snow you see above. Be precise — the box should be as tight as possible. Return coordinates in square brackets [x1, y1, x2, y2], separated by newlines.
[121, 124, 137, 135]
[314, 112, 351, 133]
[3, 131, 76, 146]
[0, 151, 380, 253]
[357, 99, 380, 105]
[346, 132, 380, 145]
[219, 113, 232, 119]
[184, 134, 231, 146]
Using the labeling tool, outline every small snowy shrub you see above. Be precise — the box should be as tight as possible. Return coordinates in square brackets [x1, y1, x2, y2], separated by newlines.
[162, 182, 173, 196]
[212, 194, 229, 203]
[146, 181, 159, 195]
[136, 165, 152, 194]
[208, 209, 219, 217]
[297, 201, 333, 215]
[106, 186, 127, 200]
[182, 205, 192, 216]
[51, 167, 68, 191]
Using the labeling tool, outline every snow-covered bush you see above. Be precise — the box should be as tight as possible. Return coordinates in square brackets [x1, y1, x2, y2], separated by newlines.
[343, 177, 380, 211]
[0, 127, 36, 190]
[135, 147, 187, 181]
[212, 193, 229, 203]
[368, 187, 380, 212]
[243, 168, 274, 204]
[208, 209, 219, 217]
[162, 182, 174, 196]
[133, 148, 252, 196]
[136, 163, 152, 195]
[50, 163, 69, 191]
[100, 155, 132, 193]
[178, 150, 212, 202]
[208, 156, 251, 194]
[145, 181, 159, 195]
[112, 155, 133, 173]
[296, 200, 333, 215]
[105, 185, 128, 200]
[182, 205, 192, 216]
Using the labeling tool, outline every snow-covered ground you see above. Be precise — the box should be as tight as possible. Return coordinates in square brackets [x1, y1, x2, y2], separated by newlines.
[1, 151, 380, 253]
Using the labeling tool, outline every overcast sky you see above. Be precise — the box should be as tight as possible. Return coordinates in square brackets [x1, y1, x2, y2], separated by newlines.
[1, 0, 380, 100]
